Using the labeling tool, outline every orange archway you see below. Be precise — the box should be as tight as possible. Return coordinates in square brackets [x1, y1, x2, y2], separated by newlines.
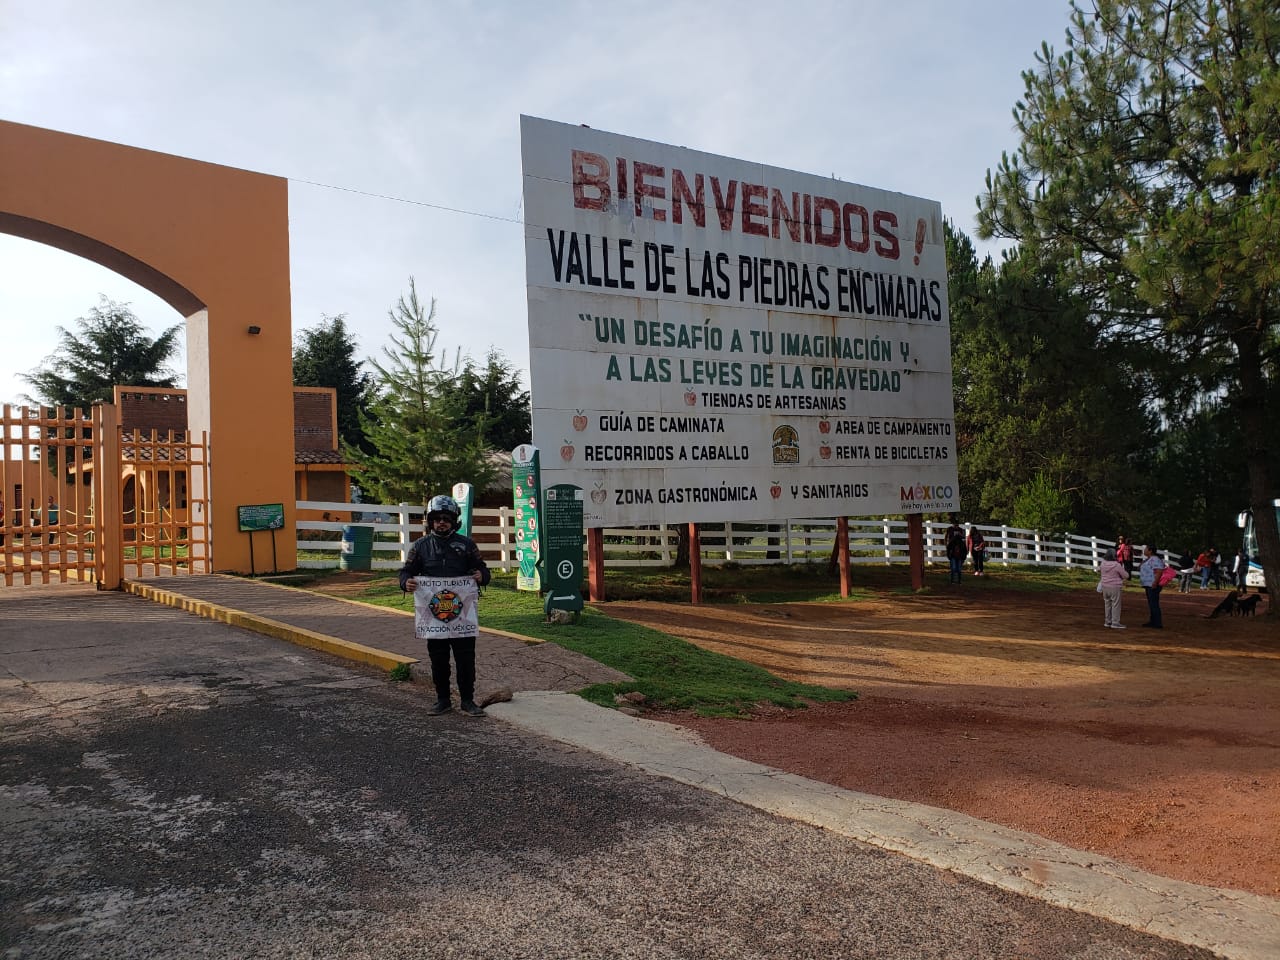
[0, 119, 295, 573]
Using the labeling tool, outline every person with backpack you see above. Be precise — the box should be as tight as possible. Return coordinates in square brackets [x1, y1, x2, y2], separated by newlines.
[399, 494, 491, 716]
[967, 525, 987, 577]
[944, 514, 967, 584]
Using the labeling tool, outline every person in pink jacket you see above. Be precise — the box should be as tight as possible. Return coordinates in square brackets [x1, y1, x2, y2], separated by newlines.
[1098, 547, 1131, 629]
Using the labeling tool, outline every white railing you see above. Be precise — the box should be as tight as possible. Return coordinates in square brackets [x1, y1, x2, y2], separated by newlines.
[296, 500, 1124, 573]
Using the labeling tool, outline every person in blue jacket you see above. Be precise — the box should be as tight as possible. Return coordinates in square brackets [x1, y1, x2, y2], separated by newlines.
[399, 495, 491, 716]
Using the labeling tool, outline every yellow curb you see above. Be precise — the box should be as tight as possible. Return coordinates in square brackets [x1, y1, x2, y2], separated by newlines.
[123, 579, 419, 673]
[234, 575, 550, 646]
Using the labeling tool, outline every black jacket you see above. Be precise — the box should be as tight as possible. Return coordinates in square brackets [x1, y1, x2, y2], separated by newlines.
[398, 531, 491, 590]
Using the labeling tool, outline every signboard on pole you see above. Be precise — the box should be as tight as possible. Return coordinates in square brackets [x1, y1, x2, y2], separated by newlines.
[520, 116, 959, 527]
[237, 503, 284, 532]
[451, 482, 474, 538]
[542, 484, 584, 615]
[511, 444, 542, 591]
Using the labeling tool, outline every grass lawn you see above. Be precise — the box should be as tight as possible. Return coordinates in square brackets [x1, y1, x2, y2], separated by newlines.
[297, 561, 1098, 716]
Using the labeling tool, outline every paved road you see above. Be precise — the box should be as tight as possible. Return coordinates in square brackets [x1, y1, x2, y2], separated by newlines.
[0, 584, 1228, 958]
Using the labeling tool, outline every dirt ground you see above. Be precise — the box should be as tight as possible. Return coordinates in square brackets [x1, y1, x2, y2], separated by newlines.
[605, 585, 1280, 899]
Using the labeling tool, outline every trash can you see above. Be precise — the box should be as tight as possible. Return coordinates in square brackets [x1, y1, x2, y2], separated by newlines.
[339, 524, 374, 571]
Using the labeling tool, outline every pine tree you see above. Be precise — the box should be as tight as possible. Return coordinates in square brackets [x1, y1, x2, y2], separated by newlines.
[977, 0, 1280, 600]
[442, 349, 531, 454]
[344, 279, 497, 505]
[22, 297, 181, 409]
[946, 222, 1156, 534]
[292, 313, 373, 453]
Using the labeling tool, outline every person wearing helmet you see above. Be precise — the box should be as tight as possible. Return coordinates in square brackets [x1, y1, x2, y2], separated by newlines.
[399, 494, 491, 716]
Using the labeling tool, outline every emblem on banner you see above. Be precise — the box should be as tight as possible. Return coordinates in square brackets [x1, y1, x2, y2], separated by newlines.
[428, 589, 463, 622]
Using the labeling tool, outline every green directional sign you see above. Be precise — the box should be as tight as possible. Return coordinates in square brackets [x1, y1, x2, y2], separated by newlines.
[542, 483, 584, 615]
[511, 445, 542, 591]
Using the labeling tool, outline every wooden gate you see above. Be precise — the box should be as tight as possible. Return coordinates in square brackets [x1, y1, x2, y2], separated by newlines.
[0, 403, 210, 588]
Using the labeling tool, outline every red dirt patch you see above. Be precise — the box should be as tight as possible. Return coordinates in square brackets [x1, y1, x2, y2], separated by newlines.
[611, 585, 1280, 898]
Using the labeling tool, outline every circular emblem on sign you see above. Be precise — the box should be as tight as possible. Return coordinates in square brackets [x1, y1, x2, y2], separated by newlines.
[557, 559, 575, 579]
[428, 589, 462, 622]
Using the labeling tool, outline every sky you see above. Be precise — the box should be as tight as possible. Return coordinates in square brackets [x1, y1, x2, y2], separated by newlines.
[0, 0, 1076, 408]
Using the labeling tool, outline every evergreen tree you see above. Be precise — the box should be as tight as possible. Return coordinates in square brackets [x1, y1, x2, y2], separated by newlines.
[946, 222, 1156, 534]
[22, 297, 181, 409]
[1011, 471, 1075, 536]
[344, 279, 497, 505]
[292, 313, 373, 453]
[1146, 400, 1255, 555]
[977, 0, 1280, 597]
[445, 349, 531, 454]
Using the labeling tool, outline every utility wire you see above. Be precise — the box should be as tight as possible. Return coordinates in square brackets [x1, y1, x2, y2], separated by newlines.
[289, 177, 525, 225]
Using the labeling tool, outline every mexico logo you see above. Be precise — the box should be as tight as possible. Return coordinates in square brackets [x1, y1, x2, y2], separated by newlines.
[899, 483, 954, 501]
[428, 589, 464, 622]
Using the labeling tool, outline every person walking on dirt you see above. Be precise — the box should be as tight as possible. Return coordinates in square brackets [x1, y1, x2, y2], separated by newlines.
[944, 515, 967, 584]
[1139, 543, 1167, 629]
[967, 526, 987, 577]
[399, 494, 491, 716]
[1115, 535, 1134, 575]
[1233, 547, 1250, 592]
[1098, 547, 1129, 629]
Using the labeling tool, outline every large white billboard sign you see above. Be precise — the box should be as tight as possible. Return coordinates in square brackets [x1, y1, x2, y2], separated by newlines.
[521, 116, 959, 527]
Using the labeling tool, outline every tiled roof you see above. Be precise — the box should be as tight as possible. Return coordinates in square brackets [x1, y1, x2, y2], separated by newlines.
[295, 450, 347, 465]
[121, 446, 189, 463]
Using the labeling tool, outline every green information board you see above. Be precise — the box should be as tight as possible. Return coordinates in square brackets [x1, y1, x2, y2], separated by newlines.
[511, 445, 542, 591]
[542, 484, 584, 615]
[237, 503, 285, 532]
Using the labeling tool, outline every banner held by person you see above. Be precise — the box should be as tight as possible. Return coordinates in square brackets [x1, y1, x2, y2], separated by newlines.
[413, 576, 480, 639]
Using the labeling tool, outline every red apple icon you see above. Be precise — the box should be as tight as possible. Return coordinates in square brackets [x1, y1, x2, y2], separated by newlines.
[818, 419, 831, 434]
[819, 445, 832, 460]
[572, 410, 588, 432]
[560, 442, 575, 461]
[591, 488, 607, 504]
[769, 483, 782, 499]
[684, 389, 697, 406]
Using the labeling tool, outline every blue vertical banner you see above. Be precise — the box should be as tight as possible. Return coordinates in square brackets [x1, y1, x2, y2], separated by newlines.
[451, 482, 474, 538]
[511, 445, 542, 591]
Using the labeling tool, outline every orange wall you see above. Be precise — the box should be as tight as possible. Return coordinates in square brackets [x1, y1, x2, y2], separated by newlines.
[0, 120, 295, 573]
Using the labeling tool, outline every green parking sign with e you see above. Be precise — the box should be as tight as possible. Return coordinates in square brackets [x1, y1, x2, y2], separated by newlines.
[542, 484, 583, 614]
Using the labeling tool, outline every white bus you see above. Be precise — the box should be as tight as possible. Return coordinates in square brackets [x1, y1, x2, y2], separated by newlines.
[1237, 499, 1279, 590]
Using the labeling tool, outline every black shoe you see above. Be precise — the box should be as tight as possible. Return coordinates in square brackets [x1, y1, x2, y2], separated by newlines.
[427, 699, 452, 716]
[459, 700, 485, 717]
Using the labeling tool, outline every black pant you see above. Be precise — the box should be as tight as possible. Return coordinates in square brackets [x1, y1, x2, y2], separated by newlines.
[1144, 585, 1163, 628]
[427, 635, 476, 703]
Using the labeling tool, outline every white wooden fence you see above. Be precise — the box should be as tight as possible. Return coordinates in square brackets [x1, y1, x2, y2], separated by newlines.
[296, 500, 1123, 573]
